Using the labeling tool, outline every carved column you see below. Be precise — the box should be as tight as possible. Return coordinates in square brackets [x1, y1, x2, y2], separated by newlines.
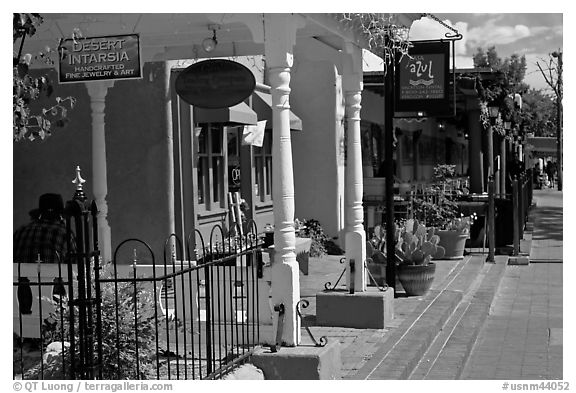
[86, 80, 115, 264]
[264, 14, 305, 346]
[342, 42, 366, 291]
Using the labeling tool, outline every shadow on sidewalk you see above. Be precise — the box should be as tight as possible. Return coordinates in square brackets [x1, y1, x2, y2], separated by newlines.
[533, 206, 563, 242]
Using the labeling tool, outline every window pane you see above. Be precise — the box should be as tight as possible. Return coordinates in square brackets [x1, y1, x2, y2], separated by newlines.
[228, 128, 241, 192]
[212, 156, 222, 203]
[211, 126, 222, 154]
[264, 130, 272, 154]
[197, 127, 206, 154]
[227, 128, 239, 157]
[265, 157, 273, 196]
[254, 156, 262, 197]
[197, 158, 206, 204]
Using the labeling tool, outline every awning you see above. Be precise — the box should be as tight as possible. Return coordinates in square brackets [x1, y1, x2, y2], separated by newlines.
[526, 137, 558, 157]
[194, 102, 258, 125]
[394, 117, 427, 133]
[252, 90, 303, 131]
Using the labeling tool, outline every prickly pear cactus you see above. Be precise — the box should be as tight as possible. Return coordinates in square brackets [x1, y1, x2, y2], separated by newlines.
[395, 222, 445, 265]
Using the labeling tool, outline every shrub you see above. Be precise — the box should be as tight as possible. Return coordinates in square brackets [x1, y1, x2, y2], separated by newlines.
[412, 195, 459, 229]
[36, 263, 163, 379]
[295, 218, 330, 257]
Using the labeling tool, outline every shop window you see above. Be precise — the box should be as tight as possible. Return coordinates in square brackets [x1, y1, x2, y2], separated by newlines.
[196, 125, 225, 211]
[254, 129, 272, 203]
[227, 128, 242, 194]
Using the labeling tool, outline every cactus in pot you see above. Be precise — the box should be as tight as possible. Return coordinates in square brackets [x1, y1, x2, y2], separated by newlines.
[395, 219, 445, 266]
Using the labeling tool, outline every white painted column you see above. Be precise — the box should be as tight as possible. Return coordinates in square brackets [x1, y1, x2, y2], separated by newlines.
[264, 14, 304, 347]
[342, 43, 367, 291]
[86, 80, 115, 264]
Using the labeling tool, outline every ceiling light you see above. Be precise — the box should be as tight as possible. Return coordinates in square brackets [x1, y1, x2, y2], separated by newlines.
[202, 25, 220, 53]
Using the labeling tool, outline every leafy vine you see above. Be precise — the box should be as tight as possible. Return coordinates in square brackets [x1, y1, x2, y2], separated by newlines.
[13, 13, 77, 142]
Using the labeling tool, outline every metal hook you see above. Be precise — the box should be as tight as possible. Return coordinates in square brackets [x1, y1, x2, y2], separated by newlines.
[324, 257, 347, 291]
[364, 259, 389, 292]
[297, 299, 327, 347]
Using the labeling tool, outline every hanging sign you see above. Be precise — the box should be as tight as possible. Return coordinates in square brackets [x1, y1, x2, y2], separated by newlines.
[175, 59, 256, 109]
[395, 41, 450, 117]
[58, 34, 142, 83]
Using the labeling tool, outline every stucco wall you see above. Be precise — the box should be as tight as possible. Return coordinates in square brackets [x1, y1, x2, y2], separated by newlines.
[104, 62, 172, 261]
[14, 68, 93, 231]
[291, 60, 345, 240]
[13, 63, 172, 262]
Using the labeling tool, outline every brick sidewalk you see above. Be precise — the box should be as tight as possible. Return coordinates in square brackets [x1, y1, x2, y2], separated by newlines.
[461, 262, 563, 379]
[529, 190, 563, 262]
[298, 253, 484, 378]
[461, 189, 563, 379]
[295, 188, 563, 380]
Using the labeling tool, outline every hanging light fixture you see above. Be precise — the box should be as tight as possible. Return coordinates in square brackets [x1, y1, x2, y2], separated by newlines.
[488, 105, 500, 119]
[202, 25, 220, 53]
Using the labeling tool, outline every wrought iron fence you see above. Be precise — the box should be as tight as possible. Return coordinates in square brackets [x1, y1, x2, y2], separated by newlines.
[13, 198, 261, 380]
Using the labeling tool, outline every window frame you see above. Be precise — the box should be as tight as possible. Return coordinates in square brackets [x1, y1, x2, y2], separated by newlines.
[253, 129, 273, 204]
[195, 123, 226, 213]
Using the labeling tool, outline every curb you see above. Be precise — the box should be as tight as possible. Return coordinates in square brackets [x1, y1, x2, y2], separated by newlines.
[350, 255, 507, 380]
[417, 258, 507, 379]
[351, 290, 462, 380]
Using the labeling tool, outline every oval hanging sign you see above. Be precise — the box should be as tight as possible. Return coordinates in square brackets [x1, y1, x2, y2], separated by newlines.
[175, 59, 256, 109]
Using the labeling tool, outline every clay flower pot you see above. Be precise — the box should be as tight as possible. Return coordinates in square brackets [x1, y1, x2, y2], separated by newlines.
[397, 262, 436, 296]
[437, 230, 468, 260]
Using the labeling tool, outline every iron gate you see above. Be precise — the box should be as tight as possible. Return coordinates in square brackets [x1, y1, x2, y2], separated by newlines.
[14, 197, 261, 380]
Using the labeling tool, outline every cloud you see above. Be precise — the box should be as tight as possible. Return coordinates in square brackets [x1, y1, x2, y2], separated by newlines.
[466, 18, 532, 49]
[409, 17, 469, 57]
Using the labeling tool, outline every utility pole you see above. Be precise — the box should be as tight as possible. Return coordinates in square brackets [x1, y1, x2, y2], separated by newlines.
[551, 51, 563, 191]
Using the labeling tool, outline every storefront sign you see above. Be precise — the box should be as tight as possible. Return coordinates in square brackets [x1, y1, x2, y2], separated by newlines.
[175, 59, 256, 109]
[59, 34, 142, 83]
[395, 41, 450, 117]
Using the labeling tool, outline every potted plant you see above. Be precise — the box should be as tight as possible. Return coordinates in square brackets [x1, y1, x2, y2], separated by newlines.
[395, 220, 445, 296]
[435, 213, 477, 259]
[413, 170, 473, 259]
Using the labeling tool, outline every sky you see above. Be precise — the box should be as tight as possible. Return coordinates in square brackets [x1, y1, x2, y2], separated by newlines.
[408, 13, 563, 92]
[361, 13, 563, 93]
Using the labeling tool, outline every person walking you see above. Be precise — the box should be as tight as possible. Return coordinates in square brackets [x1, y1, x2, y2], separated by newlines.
[13, 193, 76, 264]
[546, 160, 556, 189]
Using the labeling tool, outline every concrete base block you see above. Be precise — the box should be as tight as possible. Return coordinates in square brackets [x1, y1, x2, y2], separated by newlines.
[316, 287, 394, 329]
[508, 256, 530, 265]
[251, 341, 341, 380]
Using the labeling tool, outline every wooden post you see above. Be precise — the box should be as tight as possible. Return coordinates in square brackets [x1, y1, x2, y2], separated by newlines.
[264, 14, 303, 347]
[519, 173, 525, 239]
[86, 80, 115, 264]
[500, 137, 507, 197]
[487, 176, 496, 263]
[512, 177, 519, 256]
[342, 42, 367, 292]
[384, 45, 396, 290]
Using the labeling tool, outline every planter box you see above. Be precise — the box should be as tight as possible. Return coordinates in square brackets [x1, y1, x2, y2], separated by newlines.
[265, 237, 312, 275]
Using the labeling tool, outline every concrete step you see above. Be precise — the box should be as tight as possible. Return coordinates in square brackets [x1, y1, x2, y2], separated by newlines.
[351, 253, 506, 380]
